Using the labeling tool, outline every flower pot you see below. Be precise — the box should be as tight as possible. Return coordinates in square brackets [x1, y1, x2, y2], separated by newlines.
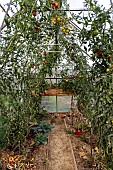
[75, 129, 82, 136]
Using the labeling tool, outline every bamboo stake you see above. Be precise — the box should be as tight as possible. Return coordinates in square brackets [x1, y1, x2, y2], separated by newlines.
[89, 122, 94, 169]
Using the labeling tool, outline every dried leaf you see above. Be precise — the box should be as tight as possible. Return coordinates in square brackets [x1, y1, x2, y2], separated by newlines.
[79, 151, 86, 157]
[83, 155, 88, 159]
[94, 147, 99, 153]
[30, 140, 35, 146]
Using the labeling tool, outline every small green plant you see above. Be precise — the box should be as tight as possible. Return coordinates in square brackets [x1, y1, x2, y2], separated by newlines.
[35, 133, 48, 146]
[32, 121, 53, 146]
[74, 122, 83, 130]
[0, 115, 8, 149]
[66, 128, 74, 134]
[32, 121, 53, 133]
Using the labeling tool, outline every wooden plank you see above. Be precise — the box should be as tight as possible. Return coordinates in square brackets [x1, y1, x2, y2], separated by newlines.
[64, 119, 78, 170]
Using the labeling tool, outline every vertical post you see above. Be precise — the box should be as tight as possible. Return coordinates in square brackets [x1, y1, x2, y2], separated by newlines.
[89, 122, 94, 169]
[55, 71, 58, 114]
[110, 0, 113, 7]
[55, 25, 58, 113]
[71, 95, 74, 125]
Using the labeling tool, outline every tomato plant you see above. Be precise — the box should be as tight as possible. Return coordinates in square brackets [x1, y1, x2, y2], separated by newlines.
[0, 0, 113, 168]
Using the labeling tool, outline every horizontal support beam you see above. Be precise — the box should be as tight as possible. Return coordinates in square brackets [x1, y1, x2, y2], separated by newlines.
[47, 51, 61, 52]
[45, 77, 77, 79]
[39, 44, 60, 46]
[58, 9, 89, 11]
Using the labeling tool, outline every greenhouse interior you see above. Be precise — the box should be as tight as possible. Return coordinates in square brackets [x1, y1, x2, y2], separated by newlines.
[0, 0, 113, 169]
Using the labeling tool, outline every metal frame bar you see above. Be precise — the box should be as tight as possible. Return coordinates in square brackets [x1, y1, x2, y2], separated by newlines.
[57, 9, 89, 11]
[0, 0, 12, 34]
[45, 77, 76, 79]
[0, 4, 10, 17]
[110, 0, 113, 5]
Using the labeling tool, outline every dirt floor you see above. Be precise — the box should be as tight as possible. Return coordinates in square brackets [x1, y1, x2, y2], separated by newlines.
[34, 143, 48, 170]
[1, 112, 106, 170]
[47, 119, 75, 170]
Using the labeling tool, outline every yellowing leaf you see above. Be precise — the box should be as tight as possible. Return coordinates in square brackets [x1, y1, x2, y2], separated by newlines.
[94, 147, 99, 153]
[83, 155, 88, 159]
[79, 151, 86, 157]
[31, 140, 35, 146]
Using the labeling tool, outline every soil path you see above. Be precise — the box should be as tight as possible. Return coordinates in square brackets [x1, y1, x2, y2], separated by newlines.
[48, 121, 75, 170]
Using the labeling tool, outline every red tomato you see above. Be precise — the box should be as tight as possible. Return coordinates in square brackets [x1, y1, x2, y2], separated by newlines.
[32, 10, 36, 17]
[43, 51, 46, 56]
[75, 129, 82, 136]
[54, 2, 58, 8]
[31, 65, 35, 68]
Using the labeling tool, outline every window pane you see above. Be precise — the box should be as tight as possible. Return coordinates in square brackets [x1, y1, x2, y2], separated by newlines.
[57, 96, 71, 112]
[41, 95, 72, 112]
[41, 96, 56, 112]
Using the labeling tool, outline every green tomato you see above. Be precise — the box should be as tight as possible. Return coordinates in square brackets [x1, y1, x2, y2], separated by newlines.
[28, 24, 31, 29]
[100, 86, 102, 91]
[92, 29, 99, 36]
[92, 5, 96, 9]
[106, 68, 110, 73]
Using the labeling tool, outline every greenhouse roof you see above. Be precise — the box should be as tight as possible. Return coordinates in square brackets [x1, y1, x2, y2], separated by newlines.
[0, 0, 112, 23]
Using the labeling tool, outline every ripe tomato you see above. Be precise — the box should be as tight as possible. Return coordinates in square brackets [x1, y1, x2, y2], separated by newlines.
[32, 10, 36, 17]
[75, 129, 82, 136]
[54, 2, 58, 8]
[31, 65, 35, 68]
[43, 51, 46, 56]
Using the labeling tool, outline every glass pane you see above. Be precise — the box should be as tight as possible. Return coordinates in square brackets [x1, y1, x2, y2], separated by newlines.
[41, 95, 72, 112]
[41, 96, 56, 112]
[67, 0, 85, 9]
[57, 96, 71, 112]
[67, 0, 111, 10]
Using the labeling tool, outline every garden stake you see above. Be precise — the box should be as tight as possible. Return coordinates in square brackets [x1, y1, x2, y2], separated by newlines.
[71, 95, 74, 126]
[89, 122, 94, 169]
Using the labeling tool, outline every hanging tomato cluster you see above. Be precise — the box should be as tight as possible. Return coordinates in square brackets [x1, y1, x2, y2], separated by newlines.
[50, 1, 59, 8]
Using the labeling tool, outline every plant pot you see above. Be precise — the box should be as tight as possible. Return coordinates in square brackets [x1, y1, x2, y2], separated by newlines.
[75, 129, 82, 136]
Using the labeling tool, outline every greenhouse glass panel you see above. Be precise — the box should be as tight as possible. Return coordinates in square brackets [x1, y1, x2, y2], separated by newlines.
[41, 96, 56, 112]
[67, 0, 111, 10]
[41, 96, 72, 112]
[57, 96, 72, 112]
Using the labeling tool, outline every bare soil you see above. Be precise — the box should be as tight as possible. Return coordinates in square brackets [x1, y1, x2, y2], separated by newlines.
[34, 143, 48, 170]
[1, 112, 107, 170]
[47, 119, 75, 170]
[64, 107, 107, 170]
